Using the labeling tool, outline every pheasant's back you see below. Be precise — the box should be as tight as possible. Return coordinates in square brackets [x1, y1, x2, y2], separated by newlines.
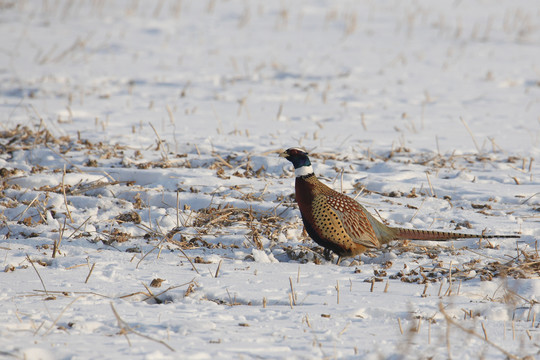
[296, 175, 386, 256]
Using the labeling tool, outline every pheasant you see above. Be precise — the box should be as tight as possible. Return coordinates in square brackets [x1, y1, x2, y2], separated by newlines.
[280, 147, 519, 259]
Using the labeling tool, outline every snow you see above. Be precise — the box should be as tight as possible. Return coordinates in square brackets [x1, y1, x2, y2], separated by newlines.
[1, 0, 539, 359]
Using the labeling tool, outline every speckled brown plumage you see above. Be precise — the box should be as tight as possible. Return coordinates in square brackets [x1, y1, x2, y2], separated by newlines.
[280, 147, 520, 258]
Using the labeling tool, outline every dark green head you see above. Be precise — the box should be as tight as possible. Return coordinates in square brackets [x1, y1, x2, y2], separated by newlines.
[280, 147, 314, 177]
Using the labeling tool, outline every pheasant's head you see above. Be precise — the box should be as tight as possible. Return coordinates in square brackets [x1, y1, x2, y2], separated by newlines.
[280, 147, 314, 177]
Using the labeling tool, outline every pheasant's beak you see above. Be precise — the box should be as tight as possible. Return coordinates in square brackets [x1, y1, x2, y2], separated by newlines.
[279, 150, 289, 158]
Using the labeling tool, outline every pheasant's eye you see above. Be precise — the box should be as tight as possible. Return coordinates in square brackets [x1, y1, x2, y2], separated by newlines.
[288, 148, 306, 157]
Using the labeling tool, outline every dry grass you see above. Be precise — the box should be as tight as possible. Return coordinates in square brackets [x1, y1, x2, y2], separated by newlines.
[1, 124, 535, 272]
[3, 122, 536, 355]
[0, 123, 536, 300]
[0, 70, 537, 356]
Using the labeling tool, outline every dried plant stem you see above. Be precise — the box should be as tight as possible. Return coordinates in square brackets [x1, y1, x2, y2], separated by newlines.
[422, 283, 428, 297]
[53, 217, 66, 258]
[136, 228, 169, 269]
[438, 280, 444, 296]
[445, 316, 452, 360]
[289, 277, 297, 305]
[34, 289, 112, 298]
[304, 314, 312, 328]
[136, 245, 158, 269]
[110, 302, 175, 352]
[142, 281, 195, 303]
[149, 122, 169, 161]
[85, 263, 96, 283]
[62, 164, 73, 223]
[445, 261, 453, 296]
[45, 143, 83, 173]
[215, 259, 223, 278]
[141, 282, 155, 299]
[339, 323, 349, 336]
[13, 194, 39, 221]
[425, 171, 436, 197]
[439, 303, 519, 359]
[166, 104, 174, 124]
[31, 119, 44, 153]
[66, 216, 91, 240]
[336, 280, 340, 305]
[276, 103, 283, 121]
[177, 247, 200, 275]
[361, 113, 367, 130]
[214, 153, 233, 168]
[26, 254, 48, 296]
[428, 320, 431, 344]
[460, 117, 480, 153]
[176, 190, 180, 227]
[43, 296, 83, 336]
[147, 199, 152, 231]
[409, 198, 426, 223]
[481, 322, 488, 341]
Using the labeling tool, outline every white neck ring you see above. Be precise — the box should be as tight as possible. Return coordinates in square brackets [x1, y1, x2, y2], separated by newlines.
[295, 165, 314, 177]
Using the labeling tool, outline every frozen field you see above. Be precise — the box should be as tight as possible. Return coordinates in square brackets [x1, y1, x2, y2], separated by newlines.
[1, 1, 540, 359]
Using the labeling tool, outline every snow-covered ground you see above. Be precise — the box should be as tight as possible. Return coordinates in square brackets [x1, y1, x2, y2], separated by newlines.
[1, 1, 539, 359]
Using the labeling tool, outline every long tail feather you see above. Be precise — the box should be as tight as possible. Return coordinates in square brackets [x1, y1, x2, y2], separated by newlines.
[392, 227, 520, 241]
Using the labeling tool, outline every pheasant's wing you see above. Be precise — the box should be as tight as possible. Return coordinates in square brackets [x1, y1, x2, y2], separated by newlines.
[322, 193, 381, 249]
